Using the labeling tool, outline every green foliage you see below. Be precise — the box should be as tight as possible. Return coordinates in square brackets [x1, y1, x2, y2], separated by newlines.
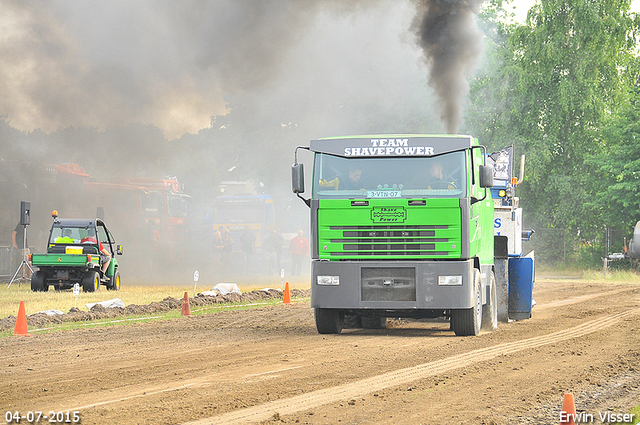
[470, 0, 638, 240]
[586, 62, 640, 228]
[514, 0, 634, 227]
[525, 226, 636, 268]
[576, 237, 607, 268]
[621, 405, 640, 424]
[471, 0, 640, 267]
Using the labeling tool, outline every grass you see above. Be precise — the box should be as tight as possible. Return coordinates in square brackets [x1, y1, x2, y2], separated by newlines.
[0, 275, 311, 339]
[0, 283, 194, 320]
[581, 268, 640, 283]
[2, 266, 638, 323]
[537, 266, 640, 283]
[0, 275, 311, 322]
[2, 266, 638, 338]
[0, 294, 299, 338]
[629, 406, 640, 424]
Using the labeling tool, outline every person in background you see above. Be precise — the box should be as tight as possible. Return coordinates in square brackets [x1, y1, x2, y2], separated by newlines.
[146, 220, 161, 272]
[318, 166, 366, 191]
[212, 229, 224, 273]
[273, 229, 284, 274]
[219, 226, 234, 276]
[11, 221, 31, 278]
[289, 230, 309, 276]
[81, 228, 111, 275]
[239, 226, 256, 274]
[345, 167, 365, 190]
[264, 229, 283, 276]
[55, 228, 74, 243]
[427, 162, 456, 189]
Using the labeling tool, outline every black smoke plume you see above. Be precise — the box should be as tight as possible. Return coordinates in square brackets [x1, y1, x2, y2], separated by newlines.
[412, 0, 484, 133]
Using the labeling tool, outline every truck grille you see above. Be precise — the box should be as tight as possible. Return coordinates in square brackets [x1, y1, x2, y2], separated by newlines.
[328, 225, 450, 257]
[316, 199, 462, 260]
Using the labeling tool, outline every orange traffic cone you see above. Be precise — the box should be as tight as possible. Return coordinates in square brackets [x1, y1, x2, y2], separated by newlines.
[283, 282, 292, 305]
[181, 291, 191, 316]
[14, 301, 31, 336]
[559, 393, 576, 425]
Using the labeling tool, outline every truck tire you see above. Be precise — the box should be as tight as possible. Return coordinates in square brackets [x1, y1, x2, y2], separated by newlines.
[30, 271, 48, 292]
[343, 314, 362, 329]
[107, 271, 121, 291]
[82, 271, 100, 292]
[315, 308, 344, 334]
[481, 271, 498, 332]
[362, 316, 387, 329]
[451, 269, 482, 336]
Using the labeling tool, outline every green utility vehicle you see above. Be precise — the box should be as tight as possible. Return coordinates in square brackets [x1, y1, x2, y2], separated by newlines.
[30, 212, 123, 292]
[292, 135, 497, 336]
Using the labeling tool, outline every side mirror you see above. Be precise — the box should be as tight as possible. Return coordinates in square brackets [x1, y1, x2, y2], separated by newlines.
[117, 244, 123, 255]
[292, 163, 305, 194]
[479, 165, 494, 188]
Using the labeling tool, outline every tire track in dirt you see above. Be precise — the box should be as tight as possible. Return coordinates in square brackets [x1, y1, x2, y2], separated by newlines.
[533, 288, 632, 311]
[52, 366, 307, 413]
[183, 308, 638, 425]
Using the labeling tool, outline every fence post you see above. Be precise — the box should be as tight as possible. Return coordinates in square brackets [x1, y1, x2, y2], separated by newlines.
[563, 228, 566, 265]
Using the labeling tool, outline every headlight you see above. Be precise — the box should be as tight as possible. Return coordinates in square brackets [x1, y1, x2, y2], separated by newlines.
[317, 275, 340, 285]
[438, 275, 462, 286]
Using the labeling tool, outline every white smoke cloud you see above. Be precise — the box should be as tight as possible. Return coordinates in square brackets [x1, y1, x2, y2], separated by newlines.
[0, 0, 458, 140]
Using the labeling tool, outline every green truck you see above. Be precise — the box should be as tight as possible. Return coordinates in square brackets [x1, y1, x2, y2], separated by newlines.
[292, 135, 499, 336]
[30, 213, 123, 292]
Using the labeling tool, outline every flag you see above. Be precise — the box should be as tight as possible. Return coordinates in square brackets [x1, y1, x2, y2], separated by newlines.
[488, 146, 513, 186]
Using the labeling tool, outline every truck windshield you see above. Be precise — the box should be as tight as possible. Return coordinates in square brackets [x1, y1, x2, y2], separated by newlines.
[167, 194, 188, 218]
[141, 192, 164, 216]
[312, 151, 467, 199]
[49, 226, 90, 244]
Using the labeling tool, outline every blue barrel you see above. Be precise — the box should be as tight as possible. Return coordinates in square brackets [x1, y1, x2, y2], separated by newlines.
[508, 256, 534, 320]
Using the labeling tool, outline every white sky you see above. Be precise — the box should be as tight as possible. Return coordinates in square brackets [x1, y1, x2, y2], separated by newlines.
[510, 0, 640, 23]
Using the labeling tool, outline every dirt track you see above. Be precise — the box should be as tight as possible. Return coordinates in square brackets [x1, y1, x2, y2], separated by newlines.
[1, 279, 639, 425]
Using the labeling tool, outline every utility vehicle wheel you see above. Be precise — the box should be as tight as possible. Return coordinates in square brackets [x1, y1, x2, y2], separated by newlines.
[30, 271, 47, 292]
[107, 271, 121, 291]
[451, 269, 482, 336]
[481, 271, 498, 332]
[315, 308, 344, 334]
[362, 316, 387, 329]
[343, 314, 362, 329]
[82, 271, 100, 292]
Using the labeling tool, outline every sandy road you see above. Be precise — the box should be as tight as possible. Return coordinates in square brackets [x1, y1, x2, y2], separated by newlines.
[187, 309, 637, 425]
[1, 279, 639, 425]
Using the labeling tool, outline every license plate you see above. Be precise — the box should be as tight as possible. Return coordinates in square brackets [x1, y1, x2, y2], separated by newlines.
[367, 190, 401, 198]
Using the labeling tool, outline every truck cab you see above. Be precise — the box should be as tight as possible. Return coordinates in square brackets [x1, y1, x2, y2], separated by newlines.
[293, 135, 496, 335]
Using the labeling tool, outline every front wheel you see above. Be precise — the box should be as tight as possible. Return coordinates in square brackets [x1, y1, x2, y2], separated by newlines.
[315, 308, 344, 334]
[451, 269, 482, 336]
[107, 271, 121, 291]
[82, 271, 100, 292]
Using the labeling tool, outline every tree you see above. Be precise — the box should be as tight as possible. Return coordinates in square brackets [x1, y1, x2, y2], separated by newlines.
[469, 0, 636, 230]
[587, 55, 640, 229]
